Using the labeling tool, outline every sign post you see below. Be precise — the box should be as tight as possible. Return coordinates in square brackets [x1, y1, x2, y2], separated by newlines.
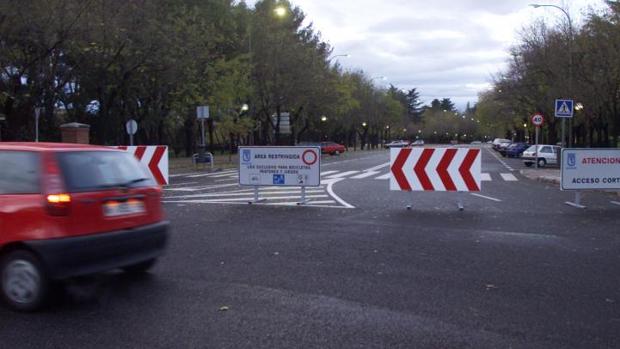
[34, 107, 43, 142]
[239, 146, 321, 205]
[125, 119, 138, 146]
[196, 106, 210, 146]
[531, 113, 544, 169]
[555, 99, 574, 148]
[561, 148, 620, 209]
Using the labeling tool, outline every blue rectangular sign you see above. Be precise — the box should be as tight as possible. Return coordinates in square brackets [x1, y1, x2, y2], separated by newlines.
[555, 99, 574, 118]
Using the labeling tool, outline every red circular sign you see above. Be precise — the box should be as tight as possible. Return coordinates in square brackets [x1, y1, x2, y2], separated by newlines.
[531, 113, 544, 127]
[302, 150, 318, 165]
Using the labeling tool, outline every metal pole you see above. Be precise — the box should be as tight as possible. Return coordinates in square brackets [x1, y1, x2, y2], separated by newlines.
[535, 127, 540, 169]
[35, 114, 39, 142]
[561, 119, 566, 148]
[254, 186, 259, 202]
[200, 119, 205, 146]
[130, 134, 134, 146]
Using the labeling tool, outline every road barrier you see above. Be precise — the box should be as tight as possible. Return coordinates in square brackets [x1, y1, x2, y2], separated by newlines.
[118, 146, 169, 186]
[390, 147, 481, 210]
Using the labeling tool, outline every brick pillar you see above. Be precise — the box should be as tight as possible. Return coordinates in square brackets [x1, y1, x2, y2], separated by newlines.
[60, 122, 90, 144]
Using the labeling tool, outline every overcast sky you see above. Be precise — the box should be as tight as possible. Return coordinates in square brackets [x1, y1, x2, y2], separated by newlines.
[248, 0, 607, 110]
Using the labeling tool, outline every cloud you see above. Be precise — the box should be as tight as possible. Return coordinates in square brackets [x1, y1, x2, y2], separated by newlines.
[247, 0, 608, 109]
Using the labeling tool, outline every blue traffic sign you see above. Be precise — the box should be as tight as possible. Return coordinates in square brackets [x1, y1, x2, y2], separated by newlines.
[555, 99, 574, 118]
[273, 174, 285, 185]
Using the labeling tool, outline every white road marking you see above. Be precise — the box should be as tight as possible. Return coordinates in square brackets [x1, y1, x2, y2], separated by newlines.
[486, 148, 514, 171]
[610, 201, 620, 206]
[363, 162, 390, 172]
[481, 173, 492, 181]
[169, 173, 200, 178]
[470, 193, 502, 202]
[167, 181, 199, 187]
[351, 171, 380, 179]
[170, 190, 325, 199]
[164, 194, 329, 203]
[500, 173, 518, 181]
[325, 171, 359, 179]
[324, 178, 355, 208]
[164, 200, 349, 209]
[164, 183, 239, 192]
[320, 170, 339, 176]
[186, 170, 236, 178]
[375, 172, 391, 180]
[565, 201, 586, 209]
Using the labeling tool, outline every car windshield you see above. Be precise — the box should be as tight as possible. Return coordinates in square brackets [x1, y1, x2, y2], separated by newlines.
[57, 151, 154, 192]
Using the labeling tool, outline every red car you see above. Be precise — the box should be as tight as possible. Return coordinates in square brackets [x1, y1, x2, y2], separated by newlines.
[320, 141, 346, 155]
[0, 143, 168, 311]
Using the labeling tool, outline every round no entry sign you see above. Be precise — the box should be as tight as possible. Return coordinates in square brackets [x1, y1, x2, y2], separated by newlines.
[302, 149, 318, 165]
[531, 113, 544, 127]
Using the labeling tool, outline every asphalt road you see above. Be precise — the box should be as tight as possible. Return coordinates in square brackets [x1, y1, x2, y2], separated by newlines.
[1, 146, 619, 348]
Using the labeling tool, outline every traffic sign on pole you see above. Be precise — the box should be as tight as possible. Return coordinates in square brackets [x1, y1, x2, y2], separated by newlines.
[555, 99, 574, 118]
[126, 119, 138, 146]
[531, 113, 544, 127]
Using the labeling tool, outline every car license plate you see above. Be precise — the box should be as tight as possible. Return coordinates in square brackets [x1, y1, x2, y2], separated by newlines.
[103, 199, 145, 217]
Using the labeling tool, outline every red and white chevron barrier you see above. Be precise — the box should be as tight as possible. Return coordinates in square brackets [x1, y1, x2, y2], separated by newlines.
[390, 148, 481, 191]
[118, 146, 169, 186]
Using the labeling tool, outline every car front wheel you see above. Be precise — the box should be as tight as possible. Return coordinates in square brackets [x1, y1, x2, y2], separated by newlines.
[1, 250, 49, 311]
[537, 158, 547, 168]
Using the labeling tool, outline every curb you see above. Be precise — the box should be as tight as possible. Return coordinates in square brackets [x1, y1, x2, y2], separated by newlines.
[519, 170, 560, 185]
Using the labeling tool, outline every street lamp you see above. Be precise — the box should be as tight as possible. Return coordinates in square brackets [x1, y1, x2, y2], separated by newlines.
[328, 54, 350, 61]
[362, 122, 368, 127]
[530, 3, 573, 147]
[321, 115, 328, 122]
[241, 103, 249, 112]
[274, 6, 287, 17]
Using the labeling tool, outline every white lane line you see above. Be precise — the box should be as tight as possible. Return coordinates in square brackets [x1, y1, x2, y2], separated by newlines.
[325, 171, 359, 179]
[163, 183, 239, 192]
[610, 201, 620, 206]
[169, 190, 325, 199]
[470, 193, 503, 202]
[169, 173, 200, 178]
[207, 172, 240, 178]
[363, 162, 390, 172]
[164, 194, 329, 203]
[164, 200, 349, 209]
[324, 178, 355, 208]
[186, 170, 237, 178]
[500, 173, 518, 181]
[486, 148, 514, 171]
[167, 181, 200, 187]
[481, 173, 492, 181]
[351, 171, 380, 179]
[375, 172, 391, 180]
[320, 170, 339, 176]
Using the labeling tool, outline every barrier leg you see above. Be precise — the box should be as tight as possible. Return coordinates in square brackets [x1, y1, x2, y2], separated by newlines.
[297, 186, 309, 206]
[406, 190, 413, 210]
[565, 191, 586, 209]
[457, 192, 464, 211]
[248, 186, 266, 205]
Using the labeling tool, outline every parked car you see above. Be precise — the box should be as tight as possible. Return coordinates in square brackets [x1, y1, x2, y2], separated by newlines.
[522, 144, 561, 167]
[497, 141, 512, 152]
[492, 138, 511, 151]
[320, 141, 346, 155]
[385, 140, 410, 148]
[503, 142, 530, 158]
[470, 141, 482, 145]
[411, 140, 425, 146]
[0, 143, 169, 311]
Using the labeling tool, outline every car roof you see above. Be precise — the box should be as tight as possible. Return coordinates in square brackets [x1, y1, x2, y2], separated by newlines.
[0, 142, 119, 152]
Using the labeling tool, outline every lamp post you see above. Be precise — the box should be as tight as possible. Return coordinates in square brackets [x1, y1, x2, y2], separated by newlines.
[328, 54, 350, 62]
[530, 3, 573, 147]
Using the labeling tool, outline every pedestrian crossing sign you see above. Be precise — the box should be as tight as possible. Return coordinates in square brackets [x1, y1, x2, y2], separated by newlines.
[555, 99, 574, 118]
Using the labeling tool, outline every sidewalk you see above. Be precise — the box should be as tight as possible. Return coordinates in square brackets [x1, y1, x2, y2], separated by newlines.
[520, 168, 560, 185]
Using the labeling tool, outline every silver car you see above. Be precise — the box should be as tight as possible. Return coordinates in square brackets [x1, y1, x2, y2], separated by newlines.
[522, 145, 561, 168]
